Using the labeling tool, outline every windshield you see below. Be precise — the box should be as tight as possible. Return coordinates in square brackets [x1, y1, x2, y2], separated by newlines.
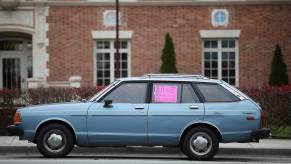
[88, 80, 120, 102]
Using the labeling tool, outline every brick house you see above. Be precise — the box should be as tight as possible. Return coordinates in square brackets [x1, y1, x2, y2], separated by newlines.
[0, 0, 290, 89]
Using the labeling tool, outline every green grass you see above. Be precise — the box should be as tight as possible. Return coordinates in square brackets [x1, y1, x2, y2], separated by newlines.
[271, 126, 291, 138]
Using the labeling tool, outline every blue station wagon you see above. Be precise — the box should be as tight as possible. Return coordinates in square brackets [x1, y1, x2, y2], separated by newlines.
[8, 74, 270, 160]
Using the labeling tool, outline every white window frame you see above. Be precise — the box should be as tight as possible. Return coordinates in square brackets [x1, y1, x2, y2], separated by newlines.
[201, 39, 239, 87]
[93, 40, 131, 86]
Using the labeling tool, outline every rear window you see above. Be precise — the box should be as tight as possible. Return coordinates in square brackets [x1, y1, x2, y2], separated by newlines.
[197, 83, 240, 102]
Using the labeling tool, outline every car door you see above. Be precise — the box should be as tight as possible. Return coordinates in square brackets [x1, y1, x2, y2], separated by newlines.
[148, 82, 204, 145]
[87, 81, 149, 146]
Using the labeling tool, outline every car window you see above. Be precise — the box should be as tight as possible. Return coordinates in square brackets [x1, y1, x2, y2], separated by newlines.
[197, 83, 240, 102]
[181, 84, 200, 103]
[152, 83, 181, 103]
[102, 82, 147, 103]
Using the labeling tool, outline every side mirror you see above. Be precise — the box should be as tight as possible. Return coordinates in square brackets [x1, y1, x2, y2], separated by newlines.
[104, 99, 113, 108]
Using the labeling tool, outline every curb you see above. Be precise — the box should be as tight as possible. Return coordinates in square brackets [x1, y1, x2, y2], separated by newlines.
[0, 146, 291, 157]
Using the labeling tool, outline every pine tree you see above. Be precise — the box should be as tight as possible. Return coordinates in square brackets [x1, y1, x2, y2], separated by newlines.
[160, 33, 178, 73]
[269, 45, 289, 86]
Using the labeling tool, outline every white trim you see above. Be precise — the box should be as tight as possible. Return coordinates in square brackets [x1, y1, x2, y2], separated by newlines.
[91, 31, 133, 39]
[0, 25, 34, 34]
[199, 30, 241, 39]
[16, 0, 291, 6]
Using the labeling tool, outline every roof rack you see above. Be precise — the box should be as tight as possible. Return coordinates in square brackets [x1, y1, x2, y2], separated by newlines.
[141, 74, 208, 79]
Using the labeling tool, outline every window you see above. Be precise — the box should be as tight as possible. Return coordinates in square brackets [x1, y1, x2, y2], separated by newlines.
[212, 9, 229, 27]
[152, 83, 181, 103]
[181, 84, 200, 103]
[0, 40, 23, 51]
[103, 10, 121, 27]
[102, 82, 147, 103]
[197, 83, 240, 102]
[203, 39, 238, 86]
[95, 40, 130, 86]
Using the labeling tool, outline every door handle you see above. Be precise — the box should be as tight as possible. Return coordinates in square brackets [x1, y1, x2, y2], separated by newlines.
[134, 106, 144, 110]
[189, 105, 199, 110]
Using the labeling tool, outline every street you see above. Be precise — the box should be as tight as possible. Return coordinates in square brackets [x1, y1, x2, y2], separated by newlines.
[0, 145, 291, 164]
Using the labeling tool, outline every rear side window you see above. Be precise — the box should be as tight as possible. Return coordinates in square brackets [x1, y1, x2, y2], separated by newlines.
[197, 83, 240, 102]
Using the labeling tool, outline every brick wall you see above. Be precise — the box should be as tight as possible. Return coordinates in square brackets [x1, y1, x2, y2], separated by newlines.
[46, 5, 291, 87]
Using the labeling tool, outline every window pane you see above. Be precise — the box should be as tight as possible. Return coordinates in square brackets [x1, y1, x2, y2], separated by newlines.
[204, 61, 210, 68]
[229, 40, 235, 48]
[204, 69, 210, 76]
[182, 84, 200, 103]
[204, 40, 211, 48]
[103, 83, 147, 103]
[229, 52, 235, 59]
[211, 40, 218, 48]
[222, 40, 228, 48]
[222, 52, 228, 60]
[229, 70, 235, 76]
[152, 83, 181, 103]
[197, 83, 240, 102]
[212, 52, 218, 59]
[204, 52, 210, 60]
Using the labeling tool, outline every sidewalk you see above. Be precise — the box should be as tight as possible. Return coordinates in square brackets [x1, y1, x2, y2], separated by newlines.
[0, 136, 291, 156]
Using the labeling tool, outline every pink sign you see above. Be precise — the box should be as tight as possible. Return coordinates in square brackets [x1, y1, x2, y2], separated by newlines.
[154, 85, 178, 103]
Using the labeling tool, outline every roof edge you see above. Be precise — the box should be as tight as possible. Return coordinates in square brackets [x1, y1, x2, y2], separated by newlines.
[16, 0, 291, 7]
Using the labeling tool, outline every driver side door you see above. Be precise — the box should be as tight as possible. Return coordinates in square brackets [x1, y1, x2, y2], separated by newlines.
[87, 81, 149, 146]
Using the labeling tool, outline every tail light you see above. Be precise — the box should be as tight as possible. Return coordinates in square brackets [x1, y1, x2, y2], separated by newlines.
[260, 110, 267, 128]
[13, 112, 21, 125]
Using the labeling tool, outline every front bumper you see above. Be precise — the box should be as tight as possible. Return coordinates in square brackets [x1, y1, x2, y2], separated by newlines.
[7, 125, 23, 136]
[251, 128, 270, 140]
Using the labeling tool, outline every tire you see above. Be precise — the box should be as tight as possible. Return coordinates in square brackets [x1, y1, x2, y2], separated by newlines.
[36, 123, 74, 157]
[181, 127, 219, 160]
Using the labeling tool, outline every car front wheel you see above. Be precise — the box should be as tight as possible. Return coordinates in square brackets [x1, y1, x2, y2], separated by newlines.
[181, 127, 219, 160]
[36, 123, 74, 157]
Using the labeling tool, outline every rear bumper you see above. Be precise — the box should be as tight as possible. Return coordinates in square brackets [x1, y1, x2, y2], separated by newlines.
[7, 125, 23, 136]
[251, 128, 270, 140]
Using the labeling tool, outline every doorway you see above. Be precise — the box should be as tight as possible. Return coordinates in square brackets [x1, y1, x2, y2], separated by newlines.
[0, 32, 32, 89]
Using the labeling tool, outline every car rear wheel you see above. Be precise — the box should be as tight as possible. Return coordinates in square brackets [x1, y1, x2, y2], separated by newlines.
[36, 123, 74, 157]
[181, 127, 219, 160]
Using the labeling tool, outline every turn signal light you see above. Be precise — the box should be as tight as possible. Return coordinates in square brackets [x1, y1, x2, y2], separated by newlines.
[13, 112, 21, 125]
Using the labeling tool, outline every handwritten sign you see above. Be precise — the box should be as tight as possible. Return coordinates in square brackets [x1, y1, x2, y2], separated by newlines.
[154, 84, 178, 103]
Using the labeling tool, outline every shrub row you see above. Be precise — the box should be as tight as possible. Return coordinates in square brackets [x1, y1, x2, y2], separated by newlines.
[242, 85, 291, 129]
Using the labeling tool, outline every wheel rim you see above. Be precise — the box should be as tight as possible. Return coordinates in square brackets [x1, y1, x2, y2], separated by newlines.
[43, 129, 67, 153]
[189, 132, 212, 156]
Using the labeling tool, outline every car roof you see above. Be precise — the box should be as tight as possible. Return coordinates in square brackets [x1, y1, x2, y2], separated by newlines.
[117, 74, 221, 83]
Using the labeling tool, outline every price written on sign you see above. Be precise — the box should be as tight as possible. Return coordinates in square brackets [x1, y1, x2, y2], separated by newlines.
[154, 84, 178, 103]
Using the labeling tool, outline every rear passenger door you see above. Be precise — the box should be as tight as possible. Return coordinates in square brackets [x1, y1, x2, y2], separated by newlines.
[148, 82, 204, 145]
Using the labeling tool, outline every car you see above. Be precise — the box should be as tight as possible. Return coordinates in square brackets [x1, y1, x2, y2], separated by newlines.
[8, 74, 270, 160]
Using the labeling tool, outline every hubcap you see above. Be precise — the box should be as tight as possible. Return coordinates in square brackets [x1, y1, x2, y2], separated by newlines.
[190, 132, 212, 156]
[43, 129, 66, 153]
[47, 133, 63, 148]
[193, 136, 208, 151]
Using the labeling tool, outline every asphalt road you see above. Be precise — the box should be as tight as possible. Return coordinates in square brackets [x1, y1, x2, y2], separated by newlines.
[0, 147, 290, 164]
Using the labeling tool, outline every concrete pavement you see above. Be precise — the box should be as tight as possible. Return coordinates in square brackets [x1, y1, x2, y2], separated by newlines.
[0, 137, 291, 157]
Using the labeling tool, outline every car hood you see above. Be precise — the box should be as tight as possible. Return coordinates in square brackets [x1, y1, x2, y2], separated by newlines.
[17, 102, 93, 113]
